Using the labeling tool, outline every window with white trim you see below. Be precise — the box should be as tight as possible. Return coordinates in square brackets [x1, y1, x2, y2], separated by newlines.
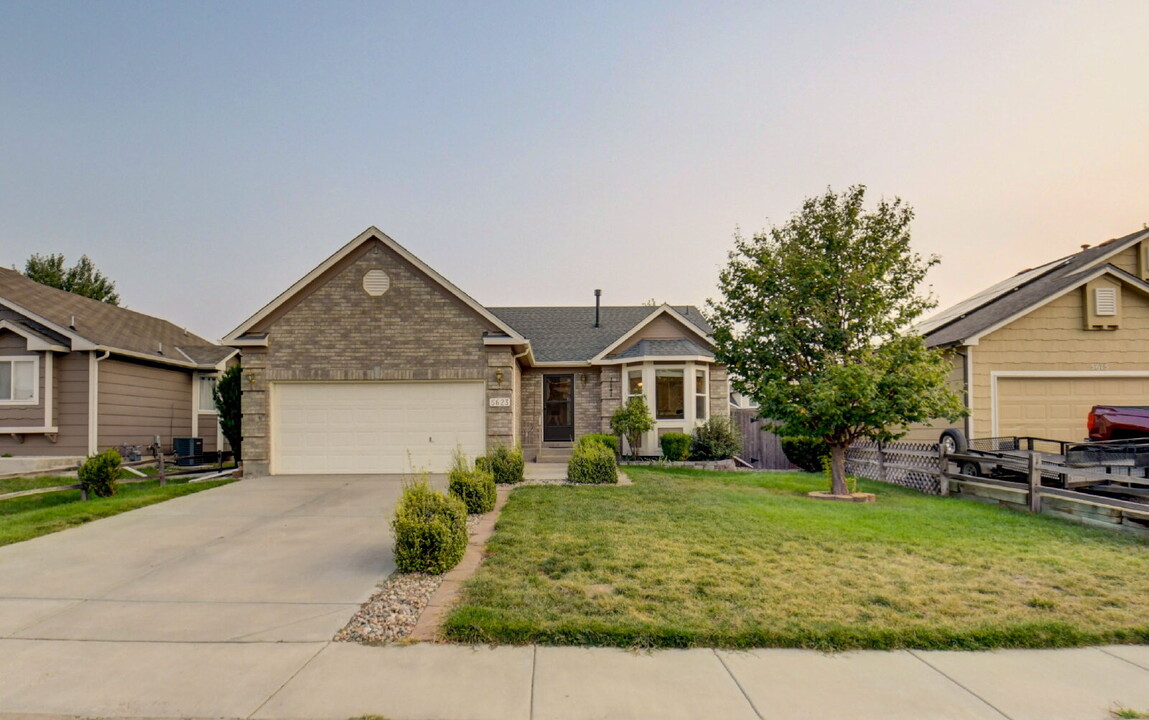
[695, 368, 708, 421]
[0, 357, 37, 404]
[627, 369, 643, 398]
[199, 375, 218, 413]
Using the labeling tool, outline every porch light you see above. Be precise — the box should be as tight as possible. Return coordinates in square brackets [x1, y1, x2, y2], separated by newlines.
[495, 368, 505, 385]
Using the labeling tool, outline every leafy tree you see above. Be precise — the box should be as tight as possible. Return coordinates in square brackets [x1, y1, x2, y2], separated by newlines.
[707, 185, 965, 496]
[213, 365, 243, 463]
[23, 253, 120, 305]
[610, 395, 655, 460]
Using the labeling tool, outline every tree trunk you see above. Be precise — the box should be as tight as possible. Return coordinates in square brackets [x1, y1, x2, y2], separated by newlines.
[829, 443, 849, 496]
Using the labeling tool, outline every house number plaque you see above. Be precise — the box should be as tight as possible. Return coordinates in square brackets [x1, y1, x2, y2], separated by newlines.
[489, 397, 512, 407]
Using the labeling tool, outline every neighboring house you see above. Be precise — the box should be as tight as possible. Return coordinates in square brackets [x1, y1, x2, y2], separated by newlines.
[223, 227, 729, 476]
[0, 267, 236, 459]
[907, 226, 1149, 444]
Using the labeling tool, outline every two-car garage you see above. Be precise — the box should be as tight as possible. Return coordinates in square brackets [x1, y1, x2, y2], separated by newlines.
[270, 382, 486, 475]
[994, 374, 1149, 442]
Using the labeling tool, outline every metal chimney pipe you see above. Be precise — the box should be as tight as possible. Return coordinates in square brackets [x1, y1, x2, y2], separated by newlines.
[594, 289, 601, 328]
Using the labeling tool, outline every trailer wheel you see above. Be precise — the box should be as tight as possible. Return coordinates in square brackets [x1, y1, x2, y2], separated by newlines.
[939, 429, 968, 455]
[958, 461, 980, 478]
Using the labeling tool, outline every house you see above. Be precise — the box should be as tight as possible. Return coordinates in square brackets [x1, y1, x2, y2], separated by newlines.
[0, 267, 236, 460]
[908, 226, 1149, 445]
[223, 227, 729, 476]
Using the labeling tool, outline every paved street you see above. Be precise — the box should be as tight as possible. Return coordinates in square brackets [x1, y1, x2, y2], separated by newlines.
[1, 476, 1148, 719]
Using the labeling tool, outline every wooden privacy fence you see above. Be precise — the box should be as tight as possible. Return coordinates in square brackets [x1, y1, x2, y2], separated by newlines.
[732, 409, 797, 470]
[845, 440, 1149, 537]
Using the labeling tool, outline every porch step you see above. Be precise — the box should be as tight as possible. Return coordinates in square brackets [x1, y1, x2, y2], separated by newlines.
[537, 444, 574, 463]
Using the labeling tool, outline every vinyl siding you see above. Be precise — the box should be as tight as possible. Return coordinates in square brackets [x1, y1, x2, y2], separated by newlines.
[0, 351, 89, 456]
[97, 358, 193, 451]
[0, 332, 43, 425]
[613, 314, 708, 355]
[901, 353, 965, 443]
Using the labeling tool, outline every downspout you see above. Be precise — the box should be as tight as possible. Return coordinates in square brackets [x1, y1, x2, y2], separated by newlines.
[87, 350, 110, 455]
[512, 347, 531, 451]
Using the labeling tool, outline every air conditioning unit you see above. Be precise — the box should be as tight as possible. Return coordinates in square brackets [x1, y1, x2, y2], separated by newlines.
[173, 437, 204, 466]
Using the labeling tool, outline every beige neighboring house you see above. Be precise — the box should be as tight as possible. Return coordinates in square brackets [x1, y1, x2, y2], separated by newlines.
[908, 226, 1149, 446]
[223, 227, 729, 476]
[0, 267, 236, 459]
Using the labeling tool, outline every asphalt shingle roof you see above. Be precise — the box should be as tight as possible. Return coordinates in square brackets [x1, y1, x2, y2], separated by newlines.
[611, 338, 714, 360]
[921, 228, 1149, 347]
[488, 306, 712, 363]
[0, 266, 232, 367]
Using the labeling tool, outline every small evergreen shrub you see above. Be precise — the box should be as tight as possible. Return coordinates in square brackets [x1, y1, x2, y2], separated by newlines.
[689, 416, 742, 460]
[659, 432, 692, 461]
[577, 433, 620, 455]
[392, 479, 468, 574]
[78, 448, 122, 498]
[610, 395, 655, 459]
[476, 444, 525, 485]
[567, 441, 617, 484]
[448, 448, 496, 514]
[781, 437, 831, 473]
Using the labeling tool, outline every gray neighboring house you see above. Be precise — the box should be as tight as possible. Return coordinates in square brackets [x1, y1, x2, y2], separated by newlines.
[0, 267, 236, 459]
[224, 227, 729, 476]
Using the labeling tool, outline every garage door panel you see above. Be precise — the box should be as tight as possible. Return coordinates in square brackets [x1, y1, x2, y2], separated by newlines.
[272, 382, 486, 475]
[997, 376, 1149, 441]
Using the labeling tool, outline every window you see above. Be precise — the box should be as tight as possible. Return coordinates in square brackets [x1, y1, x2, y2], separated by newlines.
[0, 357, 37, 403]
[199, 375, 218, 412]
[627, 369, 643, 398]
[655, 369, 684, 419]
[695, 368, 708, 421]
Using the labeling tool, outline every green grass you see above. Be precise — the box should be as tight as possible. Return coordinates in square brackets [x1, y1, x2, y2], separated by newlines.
[443, 467, 1149, 651]
[0, 476, 236, 547]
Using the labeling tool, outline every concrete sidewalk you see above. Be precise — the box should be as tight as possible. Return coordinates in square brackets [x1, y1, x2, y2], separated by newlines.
[1, 639, 1148, 719]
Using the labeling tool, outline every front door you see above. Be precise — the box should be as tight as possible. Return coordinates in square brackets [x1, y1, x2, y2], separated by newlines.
[543, 374, 574, 442]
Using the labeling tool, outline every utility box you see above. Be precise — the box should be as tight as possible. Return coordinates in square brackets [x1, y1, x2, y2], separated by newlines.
[173, 437, 204, 466]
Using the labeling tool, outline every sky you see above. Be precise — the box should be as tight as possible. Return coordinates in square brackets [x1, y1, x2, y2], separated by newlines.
[2, 1, 1147, 342]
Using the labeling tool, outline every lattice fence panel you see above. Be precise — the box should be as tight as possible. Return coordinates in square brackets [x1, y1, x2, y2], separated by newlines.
[846, 440, 943, 495]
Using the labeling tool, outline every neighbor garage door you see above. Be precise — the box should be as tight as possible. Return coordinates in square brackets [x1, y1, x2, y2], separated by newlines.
[271, 382, 486, 474]
[996, 375, 1149, 442]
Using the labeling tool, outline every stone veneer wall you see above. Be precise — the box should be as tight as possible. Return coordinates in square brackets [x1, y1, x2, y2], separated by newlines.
[709, 365, 730, 420]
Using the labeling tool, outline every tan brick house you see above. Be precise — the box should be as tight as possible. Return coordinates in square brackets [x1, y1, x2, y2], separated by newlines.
[0, 267, 235, 459]
[223, 227, 729, 476]
[909, 226, 1149, 445]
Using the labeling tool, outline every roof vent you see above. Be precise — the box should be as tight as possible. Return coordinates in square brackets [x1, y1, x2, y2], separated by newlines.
[1081, 244, 1091, 251]
[69, 315, 76, 329]
[363, 269, 391, 297]
[157, 342, 164, 354]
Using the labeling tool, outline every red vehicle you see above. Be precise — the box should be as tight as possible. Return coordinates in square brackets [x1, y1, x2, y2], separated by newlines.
[1087, 406, 1149, 442]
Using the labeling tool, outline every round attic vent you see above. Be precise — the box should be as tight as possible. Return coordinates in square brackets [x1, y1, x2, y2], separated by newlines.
[363, 269, 391, 297]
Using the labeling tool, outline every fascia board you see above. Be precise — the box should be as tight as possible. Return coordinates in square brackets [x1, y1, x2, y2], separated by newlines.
[0, 320, 68, 352]
[590, 304, 713, 362]
[0, 298, 90, 350]
[594, 355, 716, 366]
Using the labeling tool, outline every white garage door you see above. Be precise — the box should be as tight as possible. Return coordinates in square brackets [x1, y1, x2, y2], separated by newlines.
[996, 375, 1149, 442]
[271, 382, 486, 474]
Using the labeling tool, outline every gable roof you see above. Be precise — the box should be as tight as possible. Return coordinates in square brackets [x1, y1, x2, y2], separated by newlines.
[489, 305, 712, 363]
[919, 227, 1149, 347]
[223, 226, 525, 344]
[0, 266, 233, 368]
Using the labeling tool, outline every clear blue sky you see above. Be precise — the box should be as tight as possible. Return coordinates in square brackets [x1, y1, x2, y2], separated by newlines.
[2, 1, 1147, 340]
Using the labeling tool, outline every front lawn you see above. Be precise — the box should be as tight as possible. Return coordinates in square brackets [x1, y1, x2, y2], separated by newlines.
[443, 467, 1149, 650]
[0, 477, 236, 547]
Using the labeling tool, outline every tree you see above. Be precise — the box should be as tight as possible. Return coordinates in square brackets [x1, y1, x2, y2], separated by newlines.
[24, 253, 120, 305]
[213, 365, 243, 463]
[610, 395, 655, 460]
[707, 185, 965, 496]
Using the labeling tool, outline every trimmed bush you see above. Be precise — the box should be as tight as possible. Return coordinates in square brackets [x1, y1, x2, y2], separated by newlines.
[577, 433, 620, 456]
[476, 444, 525, 485]
[567, 441, 617, 484]
[610, 395, 655, 459]
[392, 479, 468, 574]
[659, 432, 691, 461]
[78, 448, 121, 498]
[690, 416, 742, 460]
[448, 448, 496, 514]
[781, 437, 831, 473]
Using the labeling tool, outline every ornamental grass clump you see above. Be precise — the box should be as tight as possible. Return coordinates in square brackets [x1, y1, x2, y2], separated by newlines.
[448, 449, 496, 514]
[392, 478, 468, 574]
[78, 448, 122, 498]
[476, 444, 524, 485]
[659, 432, 691, 461]
[567, 440, 617, 484]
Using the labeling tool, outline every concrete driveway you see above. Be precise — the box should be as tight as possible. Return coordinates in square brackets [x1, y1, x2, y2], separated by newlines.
[0, 475, 415, 643]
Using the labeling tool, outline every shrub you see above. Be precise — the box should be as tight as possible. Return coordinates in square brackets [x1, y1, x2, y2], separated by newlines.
[577, 433, 620, 456]
[448, 449, 496, 514]
[567, 441, 617, 484]
[610, 395, 655, 459]
[476, 444, 525, 485]
[392, 479, 468, 574]
[78, 448, 121, 498]
[690, 416, 742, 460]
[659, 432, 692, 461]
[781, 437, 831, 473]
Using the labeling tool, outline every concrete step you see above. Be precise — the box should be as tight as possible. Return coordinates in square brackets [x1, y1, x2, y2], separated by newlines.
[537, 445, 574, 463]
